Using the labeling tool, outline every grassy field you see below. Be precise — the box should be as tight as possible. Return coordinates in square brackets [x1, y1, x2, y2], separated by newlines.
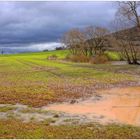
[1, 119, 140, 139]
[0, 50, 139, 106]
[0, 50, 140, 138]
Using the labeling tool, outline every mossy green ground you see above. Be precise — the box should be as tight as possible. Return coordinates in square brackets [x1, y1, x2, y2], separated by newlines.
[0, 50, 140, 138]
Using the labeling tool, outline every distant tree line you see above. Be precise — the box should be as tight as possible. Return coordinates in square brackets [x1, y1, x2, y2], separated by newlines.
[55, 47, 65, 50]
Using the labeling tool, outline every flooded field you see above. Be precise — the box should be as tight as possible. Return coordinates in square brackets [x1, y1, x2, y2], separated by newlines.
[0, 86, 140, 126]
[47, 86, 140, 126]
[0, 50, 140, 138]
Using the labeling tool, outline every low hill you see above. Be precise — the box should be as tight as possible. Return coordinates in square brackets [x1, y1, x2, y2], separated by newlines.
[113, 26, 140, 47]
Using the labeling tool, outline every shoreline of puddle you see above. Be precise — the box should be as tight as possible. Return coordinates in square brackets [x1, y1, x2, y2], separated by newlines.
[0, 86, 140, 126]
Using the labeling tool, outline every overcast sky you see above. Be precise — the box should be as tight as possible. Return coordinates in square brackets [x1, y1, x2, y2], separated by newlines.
[0, 1, 117, 53]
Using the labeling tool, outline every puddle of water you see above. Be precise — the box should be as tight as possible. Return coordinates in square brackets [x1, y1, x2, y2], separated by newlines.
[111, 61, 127, 65]
[0, 103, 94, 125]
[46, 86, 140, 126]
[0, 86, 140, 126]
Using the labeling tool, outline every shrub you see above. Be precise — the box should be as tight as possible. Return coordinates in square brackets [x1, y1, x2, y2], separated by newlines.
[90, 55, 109, 64]
[47, 54, 58, 60]
[66, 54, 90, 63]
[55, 47, 64, 50]
[65, 54, 71, 60]
[105, 51, 123, 61]
[43, 49, 49, 52]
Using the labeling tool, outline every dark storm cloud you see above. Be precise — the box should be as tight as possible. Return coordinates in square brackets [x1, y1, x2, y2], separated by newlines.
[0, 1, 117, 46]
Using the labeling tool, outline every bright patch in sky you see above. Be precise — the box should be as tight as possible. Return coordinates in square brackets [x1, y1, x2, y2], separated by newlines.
[0, 42, 63, 54]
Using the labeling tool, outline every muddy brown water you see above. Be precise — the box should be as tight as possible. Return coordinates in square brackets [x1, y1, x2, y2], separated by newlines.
[46, 86, 140, 126]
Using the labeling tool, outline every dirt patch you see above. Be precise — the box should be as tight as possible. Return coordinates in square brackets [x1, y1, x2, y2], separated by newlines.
[46, 86, 140, 126]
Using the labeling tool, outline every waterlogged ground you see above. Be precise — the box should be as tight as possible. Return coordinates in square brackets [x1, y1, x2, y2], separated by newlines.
[47, 86, 140, 126]
[0, 104, 91, 125]
[0, 50, 140, 138]
[1, 86, 140, 127]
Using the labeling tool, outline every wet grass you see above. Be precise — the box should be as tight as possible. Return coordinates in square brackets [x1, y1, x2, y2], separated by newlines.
[0, 119, 140, 139]
[0, 50, 139, 107]
[0, 106, 15, 112]
[42, 118, 57, 125]
[0, 50, 140, 138]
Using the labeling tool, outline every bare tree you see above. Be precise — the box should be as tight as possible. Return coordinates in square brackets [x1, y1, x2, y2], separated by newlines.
[116, 1, 140, 27]
[83, 26, 95, 56]
[62, 28, 85, 55]
[112, 2, 140, 64]
[62, 26, 110, 58]
[112, 16, 140, 65]
[84, 26, 110, 56]
[93, 27, 110, 55]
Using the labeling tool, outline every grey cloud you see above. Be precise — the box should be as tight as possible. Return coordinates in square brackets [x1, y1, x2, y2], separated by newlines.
[0, 1, 117, 46]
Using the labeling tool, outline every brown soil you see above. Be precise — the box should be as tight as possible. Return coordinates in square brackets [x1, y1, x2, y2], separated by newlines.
[46, 86, 140, 126]
[0, 81, 138, 107]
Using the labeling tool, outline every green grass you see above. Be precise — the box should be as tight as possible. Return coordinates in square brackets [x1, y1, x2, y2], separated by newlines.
[0, 119, 140, 139]
[1, 50, 69, 59]
[0, 50, 139, 106]
[105, 51, 122, 61]
[0, 106, 15, 112]
[0, 50, 140, 138]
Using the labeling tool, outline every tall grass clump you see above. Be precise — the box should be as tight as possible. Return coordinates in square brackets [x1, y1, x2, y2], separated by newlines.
[90, 54, 109, 64]
[65, 54, 90, 63]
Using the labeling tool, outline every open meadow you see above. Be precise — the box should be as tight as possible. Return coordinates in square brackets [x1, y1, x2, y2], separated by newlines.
[0, 50, 140, 138]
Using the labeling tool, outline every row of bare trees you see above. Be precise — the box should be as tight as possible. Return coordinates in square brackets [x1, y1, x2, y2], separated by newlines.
[62, 26, 110, 57]
[62, 1, 140, 65]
